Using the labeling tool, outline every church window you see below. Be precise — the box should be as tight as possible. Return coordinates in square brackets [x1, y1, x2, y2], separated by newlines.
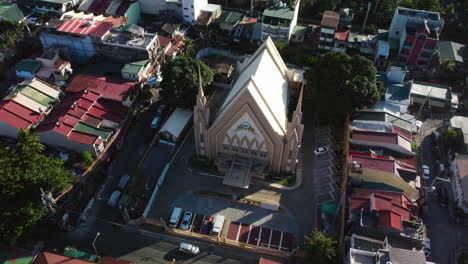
[231, 146, 239, 152]
[223, 144, 230, 150]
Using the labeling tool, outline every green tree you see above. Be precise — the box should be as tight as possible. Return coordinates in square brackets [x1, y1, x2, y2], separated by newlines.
[416, 0, 441, 12]
[81, 151, 94, 166]
[305, 52, 380, 114]
[160, 55, 214, 108]
[304, 230, 337, 264]
[314, 0, 336, 13]
[364, 24, 378, 35]
[182, 38, 196, 57]
[438, 58, 456, 73]
[0, 20, 24, 51]
[0, 130, 75, 244]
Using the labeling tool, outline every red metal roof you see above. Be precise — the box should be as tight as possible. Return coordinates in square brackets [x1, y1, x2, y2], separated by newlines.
[33, 252, 93, 264]
[350, 155, 395, 173]
[66, 73, 135, 101]
[158, 36, 171, 47]
[351, 188, 419, 231]
[352, 130, 398, 144]
[36, 90, 127, 145]
[259, 257, 283, 264]
[392, 125, 412, 141]
[0, 100, 41, 129]
[57, 18, 113, 37]
[335, 27, 350, 41]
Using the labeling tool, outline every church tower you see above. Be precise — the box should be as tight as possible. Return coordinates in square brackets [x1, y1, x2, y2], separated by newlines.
[283, 85, 304, 174]
[194, 66, 210, 157]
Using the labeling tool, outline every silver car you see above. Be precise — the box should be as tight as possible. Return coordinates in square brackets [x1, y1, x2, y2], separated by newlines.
[179, 243, 200, 255]
[179, 212, 193, 230]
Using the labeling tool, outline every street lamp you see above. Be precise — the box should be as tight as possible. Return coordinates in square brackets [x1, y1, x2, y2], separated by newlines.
[92, 232, 101, 256]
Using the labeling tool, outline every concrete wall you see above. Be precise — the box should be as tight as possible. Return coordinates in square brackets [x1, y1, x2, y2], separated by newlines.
[125, 2, 141, 25]
[40, 33, 95, 64]
[39, 130, 98, 156]
[138, 0, 180, 15]
[0, 121, 19, 139]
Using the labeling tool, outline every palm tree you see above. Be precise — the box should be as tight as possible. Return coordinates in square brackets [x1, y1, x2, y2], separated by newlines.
[438, 58, 456, 73]
[16, 128, 44, 153]
[182, 38, 195, 57]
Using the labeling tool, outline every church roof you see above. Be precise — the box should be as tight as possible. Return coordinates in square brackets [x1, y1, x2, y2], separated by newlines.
[217, 37, 290, 136]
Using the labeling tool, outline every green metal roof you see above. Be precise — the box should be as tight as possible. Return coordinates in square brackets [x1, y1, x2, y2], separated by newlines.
[0, 2, 24, 21]
[292, 25, 306, 36]
[14, 59, 40, 73]
[122, 60, 148, 75]
[216, 11, 243, 25]
[74, 122, 112, 141]
[17, 84, 56, 106]
[63, 249, 97, 262]
[321, 203, 338, 215]
[263, 6, 294, 20]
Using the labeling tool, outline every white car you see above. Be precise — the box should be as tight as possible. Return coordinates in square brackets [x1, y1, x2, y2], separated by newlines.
[179, 243, 200, 255]
[179, 212, 193, 230]
[422, 165, 430, 181]
[314, 146, 329, 156]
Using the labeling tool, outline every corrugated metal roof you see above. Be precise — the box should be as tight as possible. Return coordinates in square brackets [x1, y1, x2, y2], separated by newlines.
[263, 6, 294, 20]
[160, 108, 192, 138]
[57, 18, 113, 37]
[66, 73, 135, 101]
[0, 2, 24, 21]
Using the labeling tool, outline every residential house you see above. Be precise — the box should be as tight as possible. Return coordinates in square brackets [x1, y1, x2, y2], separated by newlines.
[348, 188, 424, 245]
[22, 0, 79, 14]
[409, 81, 454, 110]
[215, 11, 243, 36]
[0, 247, 34, 264]
[0, 2, 24, 21]
[194, 37, 304, 187]
[349, 154, 419, 198]
[347, 32, 377, 57]
[121, 60, 152, 82]
[388, 8, 442, 68]
[76, 0, 140, 25]
[319, 11, 340, 51]
[450, 116, 468, 152]
[15, 59, 42, 79]
[233, 17, 263, 44]
[261, 0, 300, 43]
[159, 108, 192, 145]
[194, 4, 221, 29]
[437, 41, 468, 71]
[0, 79, 61, 138]
[351, 130, 414, 158]
[182, 0, 207, 24]
[351, 111, 415, 136]
[95, 24, 160, 61]
[339, 8, 354, 27]
[451, 154, 468, 214]
[40, 17, 115, 63]
[36, 89, 128, 156]
[333, 27, 350, 52]
[36, 47, 73, 81]
[65, 73, 138, 107]
[290, 25, 306, 44]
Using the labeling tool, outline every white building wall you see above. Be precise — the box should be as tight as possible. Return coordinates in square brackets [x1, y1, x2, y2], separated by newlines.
[0, 121, 20, 139]
[288, 0, 300, 41]
[182, 0, 207, 24]
[39, 130, 98, 156]
[40, 33, 95, 63]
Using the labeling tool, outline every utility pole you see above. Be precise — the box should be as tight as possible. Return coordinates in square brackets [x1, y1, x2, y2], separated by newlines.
[92, 232, 101, 256]
[361, 1, 371, 33]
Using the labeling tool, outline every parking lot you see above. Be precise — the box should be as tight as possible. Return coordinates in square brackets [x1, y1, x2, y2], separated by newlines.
[313, 127, 339, 206]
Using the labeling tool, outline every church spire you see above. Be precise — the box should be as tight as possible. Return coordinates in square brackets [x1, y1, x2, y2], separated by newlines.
[196, 65, 207, 107]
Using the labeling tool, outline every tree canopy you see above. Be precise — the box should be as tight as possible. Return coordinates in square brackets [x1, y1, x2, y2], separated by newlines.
[160, 55, 214, 108]
[0, 20, 24, 51]
[304, 230, 337, 264]
[305, 51, 382, 114]
[0, 129, 75, 244]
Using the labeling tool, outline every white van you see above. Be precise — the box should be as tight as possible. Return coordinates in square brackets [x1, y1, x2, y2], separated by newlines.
[169, 207, 183, 227]
[211, 215, 225, 236]
[150, 116, 161, 128]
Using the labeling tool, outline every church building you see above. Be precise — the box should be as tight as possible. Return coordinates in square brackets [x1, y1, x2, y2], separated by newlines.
[194, 37, 304, 188]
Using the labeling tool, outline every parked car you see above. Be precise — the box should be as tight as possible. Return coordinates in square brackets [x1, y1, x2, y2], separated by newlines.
[169, 207, 183, 228]
[422, 165, 430, 181]
[200, 216, 214, 235]
[179, 243, 200, 255]
[432, 131, 440, 145]
[314, 146, 329, 156]
[150, 116, 161, 129]
[107, 190, 121, 207]
[118, 175, 130, 190]
[156, 104, 166, 116]
[180, 212, 193, 230]
[438, 188, 448, 207]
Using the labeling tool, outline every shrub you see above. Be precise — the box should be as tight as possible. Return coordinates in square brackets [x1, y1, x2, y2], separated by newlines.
[82, 151, 94, 166]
